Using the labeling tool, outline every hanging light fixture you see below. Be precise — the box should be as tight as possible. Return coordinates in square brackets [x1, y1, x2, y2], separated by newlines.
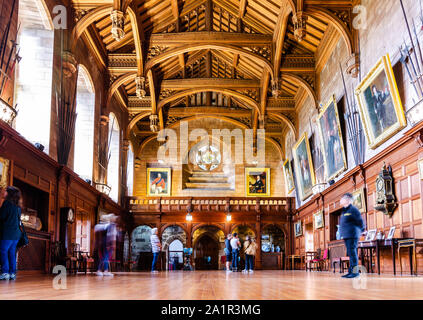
[186, 212, 193, 221]
[226, 212, 232, 222]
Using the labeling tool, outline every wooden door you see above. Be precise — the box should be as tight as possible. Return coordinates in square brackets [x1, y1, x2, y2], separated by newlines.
[194, 235, 219, 270]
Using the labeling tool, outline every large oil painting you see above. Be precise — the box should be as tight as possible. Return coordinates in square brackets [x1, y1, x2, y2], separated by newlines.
[147, 168, 171, 196]
[317, 95, 347, 181]
[245, 168, 270, 197]
[283, 159, 295, 194]
[355, 54, 407, 149]
[292, 133, 316, 201]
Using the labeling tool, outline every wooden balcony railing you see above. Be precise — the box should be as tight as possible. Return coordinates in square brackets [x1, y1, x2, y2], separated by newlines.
[126, 196, 295, 215]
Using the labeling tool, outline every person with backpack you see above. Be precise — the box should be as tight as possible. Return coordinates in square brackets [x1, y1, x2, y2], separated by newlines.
[242, 235, 257, 273]
[230, 233, 241, 272]
[224, 234, 232, 272]
[0, 186, 23, 280]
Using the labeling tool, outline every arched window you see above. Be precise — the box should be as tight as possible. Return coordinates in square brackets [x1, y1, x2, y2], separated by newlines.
[107, 113, 120, 202]
[74, 65, 95, 180]
[14, 0, 54, 153]
[127, 143, 134, 196]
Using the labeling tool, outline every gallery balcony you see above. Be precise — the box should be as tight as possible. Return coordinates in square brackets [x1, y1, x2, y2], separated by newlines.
[126, 196, 295, 216]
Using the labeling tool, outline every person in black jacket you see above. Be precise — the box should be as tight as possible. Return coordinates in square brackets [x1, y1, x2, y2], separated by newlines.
[0, 186, 23, 280]
[339, 193, 365, 279]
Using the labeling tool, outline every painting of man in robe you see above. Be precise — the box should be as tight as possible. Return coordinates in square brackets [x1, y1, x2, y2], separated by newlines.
[293, 133, 316, 201]
[147, 168, 171, 196]
[317, 96, 347, 181]
[246, 168, 270, 196]
[355, 55, 407, 149]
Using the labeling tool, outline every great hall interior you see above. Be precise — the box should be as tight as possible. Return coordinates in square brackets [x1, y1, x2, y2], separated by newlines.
[0, 0, 423, 301]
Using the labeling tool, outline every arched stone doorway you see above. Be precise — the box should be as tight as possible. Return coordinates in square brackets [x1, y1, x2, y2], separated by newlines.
[131, 225, 152, 271]
[261, 224, 286, 270]
[161, 225, 187, 271]
[192, 225, 225, 270]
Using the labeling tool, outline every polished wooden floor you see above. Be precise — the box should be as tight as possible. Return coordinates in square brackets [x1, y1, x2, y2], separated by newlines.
[1, 270, 423, 300]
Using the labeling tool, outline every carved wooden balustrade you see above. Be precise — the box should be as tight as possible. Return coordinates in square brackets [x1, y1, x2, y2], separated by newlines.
[127, 196, 295, 215]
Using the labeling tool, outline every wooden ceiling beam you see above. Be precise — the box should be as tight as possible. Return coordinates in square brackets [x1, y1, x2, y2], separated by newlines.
[148, 32, 272, 46]
[160, 78, 260, 90]
[167, 107, 252, 117]
[273, 3, 292, 78]
[128, 4, 144, 75]
[239, 0, 247, 18]
[145, 43, 274, 79]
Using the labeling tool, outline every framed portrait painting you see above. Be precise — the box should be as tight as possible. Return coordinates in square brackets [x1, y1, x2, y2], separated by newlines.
[313, 211, 324, 230]
[355, 54, 407, 149]
[294, 221, 303, 237]
[245, 168, 270, 197]
[292, 132, 316, 201]
[147, 168, 171, 196]
[352, 188, 367, 213]
[0, 156, 10, 188]
[283, 159, 295, 194]
[317, 95, 347, 181]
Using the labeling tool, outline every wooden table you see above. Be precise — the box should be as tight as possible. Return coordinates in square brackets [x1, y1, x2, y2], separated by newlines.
[286, 254, 304, 270]
[359, 239, 398, 275]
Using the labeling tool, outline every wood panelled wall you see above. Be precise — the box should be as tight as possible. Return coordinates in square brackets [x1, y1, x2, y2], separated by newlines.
[293, 122, 423, 274]
[0, 120, 127, 271]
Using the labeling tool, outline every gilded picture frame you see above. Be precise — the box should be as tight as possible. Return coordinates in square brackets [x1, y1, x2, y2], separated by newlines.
[292, 132, 316, 201]
[313, 211, 324, 230]
[317, 95, 347, 181]
[283, 159, 295, 194]
[147, 168, 171, 196]
[245, 168, 270, 197]
[355, 54, 407, 149]
[0, 156, 10, 188]
[352, 188, 367, 213]
[294, 221, 303, 237]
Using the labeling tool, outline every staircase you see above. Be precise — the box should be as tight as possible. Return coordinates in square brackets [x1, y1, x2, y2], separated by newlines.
[185, 171, 233, 190]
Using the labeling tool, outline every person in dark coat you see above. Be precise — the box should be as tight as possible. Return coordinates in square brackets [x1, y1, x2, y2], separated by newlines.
[339, 193, 365, 278]
[0, 186, 23, 280]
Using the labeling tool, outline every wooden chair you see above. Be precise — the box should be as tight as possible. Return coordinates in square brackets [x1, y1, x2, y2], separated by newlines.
[311, 249, 329, 271]
[65, 243, 80, 275]
[305, 251, 317, 271]
[333, 256, 350, 273]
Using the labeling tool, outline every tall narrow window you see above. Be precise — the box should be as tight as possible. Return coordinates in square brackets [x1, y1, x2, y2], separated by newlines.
[74, 65, 95, 180]
[107, 113, 120, 202]
[127, 143, 134, 196]
[15, 0, 54, 153]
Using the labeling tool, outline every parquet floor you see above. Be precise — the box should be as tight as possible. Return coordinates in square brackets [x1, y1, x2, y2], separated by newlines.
[1, 270, 423, 300]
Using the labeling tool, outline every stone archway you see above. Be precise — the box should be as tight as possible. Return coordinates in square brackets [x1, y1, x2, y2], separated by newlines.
[161, 225, 187, 270]
[131, 225, 152, 271]
[192, 225, 225, 270]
